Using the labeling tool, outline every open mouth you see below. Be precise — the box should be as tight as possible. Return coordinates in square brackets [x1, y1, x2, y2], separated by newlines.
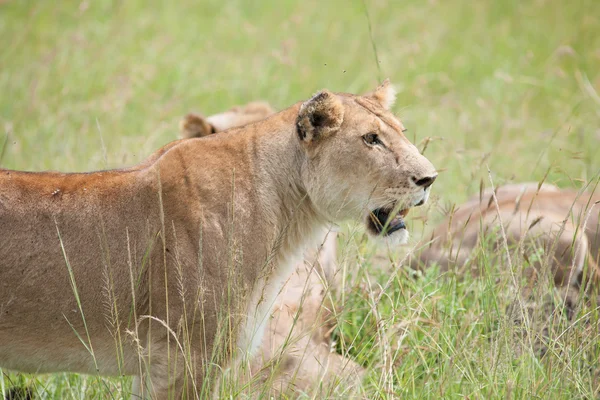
[367, 206, 410, 236]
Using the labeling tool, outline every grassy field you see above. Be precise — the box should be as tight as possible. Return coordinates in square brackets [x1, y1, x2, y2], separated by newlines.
[1, 0, 600, 398]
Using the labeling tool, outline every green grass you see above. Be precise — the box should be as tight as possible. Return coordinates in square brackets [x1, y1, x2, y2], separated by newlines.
[1, 0, 600, 398]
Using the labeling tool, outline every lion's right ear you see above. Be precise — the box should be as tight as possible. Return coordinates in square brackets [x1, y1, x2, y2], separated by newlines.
[365, 79, 397, 110]
[179, 113, 216, 139]
[296, 90, 344, 143]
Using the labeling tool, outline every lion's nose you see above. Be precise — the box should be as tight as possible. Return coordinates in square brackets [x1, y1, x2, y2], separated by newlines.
[412, 174, 437, 189]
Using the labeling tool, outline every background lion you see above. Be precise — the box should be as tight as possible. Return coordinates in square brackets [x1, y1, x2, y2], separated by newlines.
[414, 183, 600, 290]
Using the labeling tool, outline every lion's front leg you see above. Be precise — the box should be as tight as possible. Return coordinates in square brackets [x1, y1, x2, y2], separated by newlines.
[131, 357, 208, 399]
[131, 375, 145, 399]
[130, 334, 211, 399]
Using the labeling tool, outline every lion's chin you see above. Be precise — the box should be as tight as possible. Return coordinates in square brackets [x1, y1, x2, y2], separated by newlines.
[375, 228, 409, 246]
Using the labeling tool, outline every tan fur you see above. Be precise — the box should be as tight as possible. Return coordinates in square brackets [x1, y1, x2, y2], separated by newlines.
[365, 79, 397, 111]
[178, 103, 364, 395]
[0, 83, 436, 398]
[416, 183, 600, 289]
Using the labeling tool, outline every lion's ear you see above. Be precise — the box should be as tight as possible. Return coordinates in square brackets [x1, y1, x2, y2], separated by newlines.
[367, 79, 397, 110]
[296, 90, 344, 143]
[179, 113, 216, 139]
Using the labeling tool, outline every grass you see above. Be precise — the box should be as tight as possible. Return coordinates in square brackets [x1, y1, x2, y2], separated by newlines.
[1, 0, 600, 398]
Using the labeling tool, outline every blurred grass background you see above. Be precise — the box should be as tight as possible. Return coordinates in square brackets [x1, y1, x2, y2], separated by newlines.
[1, 0, 600, 398]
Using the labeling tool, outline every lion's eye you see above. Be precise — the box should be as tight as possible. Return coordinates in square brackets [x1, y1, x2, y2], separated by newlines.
[362, 133, 382, 146]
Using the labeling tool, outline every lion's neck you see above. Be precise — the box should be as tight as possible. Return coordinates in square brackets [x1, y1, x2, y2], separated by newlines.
[234, 107, 328, 354]
[252, 107, 326, 265]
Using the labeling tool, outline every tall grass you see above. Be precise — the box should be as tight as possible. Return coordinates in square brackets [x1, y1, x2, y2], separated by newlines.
[1, 0, 600, 398]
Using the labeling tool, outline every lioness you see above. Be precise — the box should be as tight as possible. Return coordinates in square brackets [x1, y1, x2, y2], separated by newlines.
[0, 81, 437, 398]
[415, 183, 600, 289]
[178, 102, 364, 394]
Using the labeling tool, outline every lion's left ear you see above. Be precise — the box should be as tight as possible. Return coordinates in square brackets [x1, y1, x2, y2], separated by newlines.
[296, 90, 344, 143]
[367, 79, 397, 110]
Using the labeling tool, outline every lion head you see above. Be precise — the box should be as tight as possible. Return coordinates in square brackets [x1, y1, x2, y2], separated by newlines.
[179, 101, 275, 138]
[296, 80, 437, 244]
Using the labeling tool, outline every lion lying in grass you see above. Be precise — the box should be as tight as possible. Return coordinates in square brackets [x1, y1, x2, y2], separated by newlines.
[0, 81, 437, 398]
[179, 101, 276, 139]
[415, 182, 600, 290]
[179, 101, 364, 395]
